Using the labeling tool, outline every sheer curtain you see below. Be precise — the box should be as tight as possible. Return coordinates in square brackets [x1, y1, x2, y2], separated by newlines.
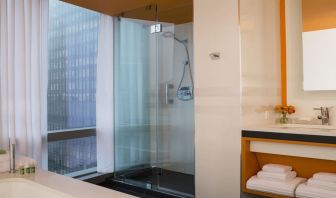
[96, 14, 114, 173]
[0, 0, 48, 166]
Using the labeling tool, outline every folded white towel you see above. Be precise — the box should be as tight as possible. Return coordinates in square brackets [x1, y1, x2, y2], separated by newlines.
[307, 178, 336, 191]
[262, 164, 292, 173]
[247, 176, 306, 197]
[257, 170, 297, 182]
[313, 172, 336, 183]
[296, 183, 336, 198]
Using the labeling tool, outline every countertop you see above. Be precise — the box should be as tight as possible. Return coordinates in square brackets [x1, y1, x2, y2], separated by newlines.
[243, 125, 336, 137]
[0, 170, 135, 198]
[242, 125, 336, 144]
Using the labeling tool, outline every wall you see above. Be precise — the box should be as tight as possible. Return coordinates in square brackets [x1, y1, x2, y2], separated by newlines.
[157, 23, 195, 175]
[287, 0, 336, 124]
[240, 0, 281, 127]
[194, 0, 241, 197]
[240, 1, 281, 196]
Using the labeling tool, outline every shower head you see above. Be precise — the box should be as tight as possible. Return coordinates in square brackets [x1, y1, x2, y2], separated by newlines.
[162, 31, 175, 38]
[162, 31, 187, 45]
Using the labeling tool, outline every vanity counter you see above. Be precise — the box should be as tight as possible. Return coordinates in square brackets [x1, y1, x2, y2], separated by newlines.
[0, 170, 135, 198]
[243, 125, 336, 144]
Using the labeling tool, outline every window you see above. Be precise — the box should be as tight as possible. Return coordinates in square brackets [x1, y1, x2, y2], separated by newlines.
[47, 0, 99, 176]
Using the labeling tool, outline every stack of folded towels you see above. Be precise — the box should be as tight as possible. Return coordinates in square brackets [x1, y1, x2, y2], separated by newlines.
[296, 172, 336, 198]
[247, 164, 306, 197]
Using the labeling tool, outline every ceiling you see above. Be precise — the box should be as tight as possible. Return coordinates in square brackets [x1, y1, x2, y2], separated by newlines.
[62, 0, 193, 24]
[302, 0, 336, 31]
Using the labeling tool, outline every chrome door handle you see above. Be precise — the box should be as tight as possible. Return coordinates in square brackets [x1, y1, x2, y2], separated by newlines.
[165, 83, 174, 105]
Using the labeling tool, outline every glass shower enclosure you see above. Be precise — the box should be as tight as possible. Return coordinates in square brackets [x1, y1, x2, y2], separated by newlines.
[113, 3, 194, 198]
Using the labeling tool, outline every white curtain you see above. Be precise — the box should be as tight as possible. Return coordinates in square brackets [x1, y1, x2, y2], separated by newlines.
[96, 14, 114, 173]
[0, 0, 48, 167]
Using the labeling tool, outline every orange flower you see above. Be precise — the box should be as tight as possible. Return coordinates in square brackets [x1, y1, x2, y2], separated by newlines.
[274, 105, 296, 115]
[287, 105, 296, 114]
[275, 105, 282, 113]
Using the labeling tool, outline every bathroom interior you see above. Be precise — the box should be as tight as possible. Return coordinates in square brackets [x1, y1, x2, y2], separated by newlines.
[1, 0, 336, 198]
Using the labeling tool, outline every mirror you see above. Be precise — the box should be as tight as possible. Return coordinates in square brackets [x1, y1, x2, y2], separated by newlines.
[301, 0, 336, 91]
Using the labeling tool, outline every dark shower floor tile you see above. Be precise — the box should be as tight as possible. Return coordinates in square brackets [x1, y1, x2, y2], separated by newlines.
[103, 168, 195, 198]
[129, 169, 195, 196]
[101, 180, 181, 198]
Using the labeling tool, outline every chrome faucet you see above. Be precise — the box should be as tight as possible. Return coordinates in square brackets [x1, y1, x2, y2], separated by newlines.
[9, 142, 16, 173]
[314, 107, 331, 125]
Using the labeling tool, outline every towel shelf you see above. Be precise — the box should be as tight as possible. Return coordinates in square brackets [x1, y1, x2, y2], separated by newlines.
[241, 136, 336, 198]
[250, 140, 336, 161]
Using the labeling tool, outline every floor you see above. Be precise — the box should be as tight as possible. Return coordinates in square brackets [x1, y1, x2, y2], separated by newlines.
[99, 168, 263, 198]
[101, 168, 195, 198]
[128, 168, 194, 196]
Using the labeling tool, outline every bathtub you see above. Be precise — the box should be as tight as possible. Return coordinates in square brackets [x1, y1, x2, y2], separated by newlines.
[0, 178, 75, 198]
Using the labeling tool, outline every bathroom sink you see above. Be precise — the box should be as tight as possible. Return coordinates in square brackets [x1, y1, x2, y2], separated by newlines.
[271, 124, 336, 130]
[0, 178, 75, 198]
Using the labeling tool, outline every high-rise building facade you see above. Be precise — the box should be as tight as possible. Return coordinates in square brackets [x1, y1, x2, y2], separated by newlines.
[47, 0, 99, 175]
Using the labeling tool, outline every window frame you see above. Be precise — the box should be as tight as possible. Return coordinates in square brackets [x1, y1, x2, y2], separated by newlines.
[47, 128, 96, 142]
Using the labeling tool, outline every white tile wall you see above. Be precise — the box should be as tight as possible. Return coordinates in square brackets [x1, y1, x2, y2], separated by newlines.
[240, 0, 281, 126]
[194, 0, 241, 197]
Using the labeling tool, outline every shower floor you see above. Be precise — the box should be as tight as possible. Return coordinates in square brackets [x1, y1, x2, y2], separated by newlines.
[104, 167, 195, 198]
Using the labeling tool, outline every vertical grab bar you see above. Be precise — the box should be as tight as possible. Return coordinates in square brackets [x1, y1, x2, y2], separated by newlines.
[165, 83, 174, 105]
[165, 82, 169, 105]
[10, 143, 15, 173]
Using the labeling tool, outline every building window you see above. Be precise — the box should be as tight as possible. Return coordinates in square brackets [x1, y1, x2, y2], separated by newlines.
[47, 0, 99, 176]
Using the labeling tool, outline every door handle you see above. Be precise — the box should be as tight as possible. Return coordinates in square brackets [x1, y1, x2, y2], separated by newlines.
[165, 83, 174, 105]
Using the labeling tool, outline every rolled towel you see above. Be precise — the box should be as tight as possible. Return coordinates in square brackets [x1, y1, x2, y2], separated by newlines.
[262, 164, 292, 173]
[313, 172, 336, 183]
[257, 170, 297, 182]
[296, 183, 336, 198]
[247, 176, 306, 197]
[307, 178, 336, 191]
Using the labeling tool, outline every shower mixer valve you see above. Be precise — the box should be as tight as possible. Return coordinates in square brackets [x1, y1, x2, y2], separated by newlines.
[178, 86, 193, 101]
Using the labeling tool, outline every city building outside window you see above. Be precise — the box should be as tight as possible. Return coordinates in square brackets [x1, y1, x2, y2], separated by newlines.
[47, 0, 99, 176]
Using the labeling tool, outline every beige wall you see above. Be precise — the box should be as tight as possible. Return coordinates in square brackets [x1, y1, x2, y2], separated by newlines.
[239, 0, 336, 126]
[194, 0, 241, 197]
[287, 0, 336, 124]
[240, 0, 281, 127]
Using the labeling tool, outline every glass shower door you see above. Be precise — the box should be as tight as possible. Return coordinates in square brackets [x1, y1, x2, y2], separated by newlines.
[113, 5, 160, 183]
[113, 3, 195, 197]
